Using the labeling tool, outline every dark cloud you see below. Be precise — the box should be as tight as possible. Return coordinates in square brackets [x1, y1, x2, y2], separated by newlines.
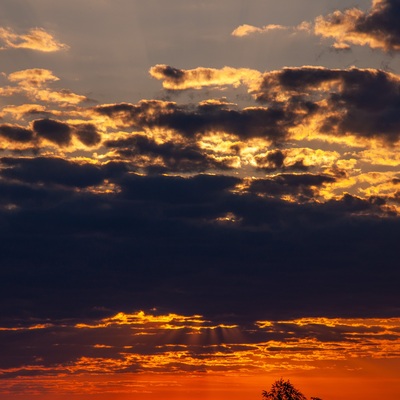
[152, 64, 185, 83]
[265, 150, 285, 169]
[118, 173, 240, 204]
[32, 118, 72, 146]
[258, 66, 400, 142]
[315, 0, 400, 51]
[0, 165, 397, 327]
[0, 124, 34, 143]
[256, 150, 309, 172]
[100, 66, 400, 144]
[105, 134, 231, 172]
[0, 157, 127, 188]
[249, 173, 336, 200]
[96, 100, 301, 142]
[74, 123, 102, 146]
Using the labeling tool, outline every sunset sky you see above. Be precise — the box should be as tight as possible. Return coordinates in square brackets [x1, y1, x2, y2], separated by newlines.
[1, 1, 400, 399]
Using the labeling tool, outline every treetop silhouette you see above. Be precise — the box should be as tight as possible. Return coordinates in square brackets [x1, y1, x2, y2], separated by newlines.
[262, 378, 322, 400]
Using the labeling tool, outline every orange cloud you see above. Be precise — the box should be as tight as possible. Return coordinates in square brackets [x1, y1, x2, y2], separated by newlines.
[1, 312, 400, 384]
[231, 24, 287, 37]
[232, 22, 311, 37]
[0, 27, 68, 52]
[8, 68, 60, 87]
[3, 68, 88, 105]
[149, 64, 262, 91]
[1, 104, 49, 120]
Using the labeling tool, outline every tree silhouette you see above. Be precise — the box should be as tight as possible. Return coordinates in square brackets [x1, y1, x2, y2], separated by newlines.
[262, 379, 322, 400]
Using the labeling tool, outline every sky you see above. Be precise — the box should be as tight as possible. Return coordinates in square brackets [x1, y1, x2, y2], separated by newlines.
[1, 0, 400, 399]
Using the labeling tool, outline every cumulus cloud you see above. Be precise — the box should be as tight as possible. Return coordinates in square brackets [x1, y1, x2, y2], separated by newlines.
[0, 157, 126, 188]
[74, 123, 102, 146]
[104, 134, 232, 173]
[0, 120, 102, 149]
[249, 173, 336, 201]
[149, 64, 262, 90]
[0, 124, 34, 143]
[115, 65, 400, 145]
[0, 27, 68, 52]
[95, 100, 302, 143]
[32, 118, 72, 146]
[315, 0, 400, 51]
[256, 66, 400, 143]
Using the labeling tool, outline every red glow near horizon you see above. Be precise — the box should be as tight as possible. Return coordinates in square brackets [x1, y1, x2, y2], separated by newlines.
[1, 312, 400, 399]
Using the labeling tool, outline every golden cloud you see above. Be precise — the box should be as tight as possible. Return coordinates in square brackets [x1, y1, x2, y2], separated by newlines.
[314, 0, 400, 51]
[0, 27, 68, 52]
[149, 64, 262, 91]
[232, 22, 311, 37]
[231, 24, 287, 37]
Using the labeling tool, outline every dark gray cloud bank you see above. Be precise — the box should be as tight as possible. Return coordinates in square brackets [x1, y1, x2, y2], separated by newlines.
[0, 156, 399, 326]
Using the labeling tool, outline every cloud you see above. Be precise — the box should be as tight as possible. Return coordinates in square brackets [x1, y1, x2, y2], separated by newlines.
[74, 124, 102, 146]
[0, 160, 396, 325]
[231, 22, 311, 37]
[256, 66, 400, 143]
[1, 104, 51, 120]
[255, 149, 310, 172]
[117, 65, 400, 145]
[0, 157, 127, 188]
[0, 124, 34, 143]
[0, 120, 101, 151]
[1, 311, 399, 382]
[32, 119, 72, 146]
[232, 1, 400, 52]
[0, 27, 68, 52]
[249, 174, 336, 201]
[315, 0, 400, 51]
[104, 133, 232, 173]
[231, 24, 288, 37]
[1, 69, 88, 105]
[95, 100, 302, 143]
[149, 64, 262, 90]
[8, 69, 60, 87]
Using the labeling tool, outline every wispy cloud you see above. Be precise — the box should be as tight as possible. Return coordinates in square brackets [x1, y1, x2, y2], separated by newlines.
[0, 27, 68, 52]
[231, 22, 311, 37]
[1, 312, 399, 384]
